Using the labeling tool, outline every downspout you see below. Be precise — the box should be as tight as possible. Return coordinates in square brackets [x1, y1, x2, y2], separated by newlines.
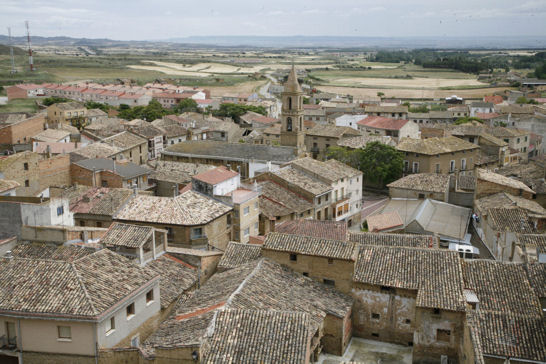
[17, 319, 23, 364]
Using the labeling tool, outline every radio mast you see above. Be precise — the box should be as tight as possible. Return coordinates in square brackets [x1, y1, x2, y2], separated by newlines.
[7, 27, 17, 74]
[25, 21, 34, 72]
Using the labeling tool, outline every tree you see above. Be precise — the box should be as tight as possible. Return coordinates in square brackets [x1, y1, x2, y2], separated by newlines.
[84, 101, 109, 112]
[377, 92, 384, 98]
[303, 97, 310, 104]
[214, 103, 267, 122]
[515, 96, 538, 105]
[358, 142, 403, 187]
[454, 117, 484, 125]
[71, 116, 88, 131]
[534, 61, 546, 79]
[173, 98, 198, 114]
[408, 104, 429, 113]
[42, 97, 71, 106]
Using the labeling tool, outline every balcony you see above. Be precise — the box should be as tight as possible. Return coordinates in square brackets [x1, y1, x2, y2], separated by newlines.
[0, 335, 17, 350]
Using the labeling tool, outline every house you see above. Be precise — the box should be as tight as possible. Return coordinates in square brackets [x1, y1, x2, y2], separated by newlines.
[305, 125, 361, 160]
[475, 168, 535, 200]
[46, 102, 87, 125]
[397, 136, 479, 175]
[239, 111, 279, 129]
[303, 104, 327, 123]
[352, 245, 466, 362]
[70, 142, 123, 163]
[101, 131, 149, 165]
[127, 122, 165, 160]
[364, 105, 408, 119]
[334, 114, 367, 130]
[0, 249, 160, 362]
[0, 151, 40, 196]
[147, 160, 214, 197]
[488, 127, 530, 162]
[289, 157, 363, 227]
[0, 179, 19, 196]
[376, 198, 472, 244]
[0, 113, 46, 145]
[141, 259, 353, 360]
[387, 173, 451, 202]
[5, 84, 44, 101]
[71, 158, 152, 190]
[337, 135, 396, 149]
[31, 128, 71, 144]
[448, 105, 469, 118]
[483, 95, 504, 104]
[33, 141, 78, 158]
[255, 180, 314, 235]
[357, 116, 420, 141]
[100, 222, 167, 265]
[67, 186, 135, 228]
[408, 111, 455, 125]
[192, 166, 260, 244]
[114, 190, 232, 250]
[463, 260, 546, 363]
[469, 101, 494, 116]
[162, 140, 298, 179]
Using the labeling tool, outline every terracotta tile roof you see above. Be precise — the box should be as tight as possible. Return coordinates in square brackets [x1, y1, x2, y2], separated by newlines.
[33, 141, 77, 154]
[487, 208, 536, 233]
[127, 124, 164, 139]
[217, 242, 263, 270]
[274, 168, 331, 196]
[354, 246, 465, 311]
[305, 125, 361, 138]
[264, 232, 356, 260]
[458, 175, 476, 190]
[193, 166, 238, 185]
[364, 105, 408, 113]
[348, 232, 438, 248]
[100, 222, 154, 248]
[476, 112, 501, 120]
[484, 95, 504, 104]
[387, 173, 450, 193]
[74, 158, 151, 179]
[102, 131, 147, 150]
[489, 127, 529, 138]
[337, 135, 396, 149]
[10, 243, 95, 261]
[146, 254, 198, 309]
[463, 260, 545, 361]
[70, 187, 134, 216]
[115, 190, 231, 226]
[52, 102, 85, 111]
[148, 161, 214, 184]
[366, 211, 403, 232]
[201, 309, 311, 364]
[33, 129, 71, 143]
[0, 249, 158, 319]
[397, 136, 479, 155]
[275, 219, 347, 241]
[358, 116, 409, 130]
[517, 234, 546, 253]
[477, 169, 535, 194]
[0, 179, 20, 193]
[290, 157, 361, 182]
[525, 262, 546, 299]
[258, 181, 313, 218]
[72, 142, 122, 159]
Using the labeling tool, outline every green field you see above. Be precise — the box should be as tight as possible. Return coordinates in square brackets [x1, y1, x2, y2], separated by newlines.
[0, 99, 39, 113]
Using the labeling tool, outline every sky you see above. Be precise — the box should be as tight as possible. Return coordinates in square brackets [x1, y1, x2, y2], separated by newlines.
[2, 0, 546, 40]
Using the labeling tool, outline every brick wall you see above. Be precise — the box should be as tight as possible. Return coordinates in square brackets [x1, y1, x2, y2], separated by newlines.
[3, 114, 46, 145]
[39, 154, 71, 191]
[475, 179, 534, 200]
[6, 85, 28, 101]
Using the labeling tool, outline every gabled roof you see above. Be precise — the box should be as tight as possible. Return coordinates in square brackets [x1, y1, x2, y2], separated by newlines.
[366, 211, 404, 232]
[487, 208, 536, 233]
[263, 232, 356, 261]
[10, 243, 95, 262]
[290, 157, 361, 183]
[258, 181, 313, 218]
[74, 158, 151, 179]
[387, 173, 450, 193]
[217, 242, 263, 270]
[275, 219, 347, 241]
[348, 232, 438, 248]
[0, 249, 158, 320]
[305, 125, 361, 138]
[192, 166, 238, 185]
[273, 167, 331, 196]
[100, 222, 154, 248]
[70, 187, 134, 216]
[358, 116, 409, 130]
[114, 190, 231, 226]
[0, 179, 20, 193]
[32, 128, 71, 143]
[102, 131, 147, 150]
[477, 169, 535, 194]
[50, 102, 85, 111]
[397, 136, 478, 155]
[201, 309, 311, 364]
[354, 245, 466, 311]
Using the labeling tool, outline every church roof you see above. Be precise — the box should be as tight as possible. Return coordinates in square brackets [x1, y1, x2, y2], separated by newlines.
[284, 65, 302, 93]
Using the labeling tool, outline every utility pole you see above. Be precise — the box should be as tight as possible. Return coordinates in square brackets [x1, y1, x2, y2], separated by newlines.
[7, 27, 17, 74]
[25, 20, 34, 72]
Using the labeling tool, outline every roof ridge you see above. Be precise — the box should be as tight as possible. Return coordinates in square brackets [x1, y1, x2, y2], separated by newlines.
[225, 259, 264, 307]
[70, 260, 98, 316]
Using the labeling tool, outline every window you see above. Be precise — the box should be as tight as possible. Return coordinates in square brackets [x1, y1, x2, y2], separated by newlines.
[405, 319, 411, 324]
[146, 289, 154, 304]
[25, 180, 29, 187]
[323, 279, 335, 286]
[130, 335, 139, 348]
[191, 227, 203, 240]
[403, 160, 409, 172]
[303, 272, 309, 277]
[461, 158, 467, 171]
[23, 162, 29, 170]
[371, 333, 379, 338]
[106, 317, 115, 335]
[435, 163, 441, 173]
[96, 222, 102, 228]
[328, 258, 334, 265]
[318, 196, 321, 204]
[244, 228, 250, 237]
[371, 313, 380, 320]
[57, 326, 71, 340]
[126, 303, 135, 319]
[433, 308, 441, 315]
[380, 286, 393, 293]
[243, 206, 250, 215]
[436, 329, 451, 342]
[290, 254, 297, 261]
[57, 206, 64, 216]
[450, 160, 455, 173]
[102, 180, 108, 187]
[418, 193, 425, 199]
[325, 194, 329, 202]
[412, 162, 419, 173]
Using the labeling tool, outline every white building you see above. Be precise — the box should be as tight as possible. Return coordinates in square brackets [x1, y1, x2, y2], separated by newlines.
[335, 114, 367, 130]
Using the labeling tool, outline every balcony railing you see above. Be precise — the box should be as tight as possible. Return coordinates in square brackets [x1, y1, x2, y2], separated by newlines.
[0, 335, 17, 350]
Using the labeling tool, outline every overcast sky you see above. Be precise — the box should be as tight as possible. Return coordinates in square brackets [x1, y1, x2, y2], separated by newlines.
[2, 0, 546, 40]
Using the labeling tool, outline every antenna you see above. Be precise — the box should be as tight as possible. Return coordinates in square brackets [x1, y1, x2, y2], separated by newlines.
[25, 20, 34, 72]
[7, 27, 17, 74]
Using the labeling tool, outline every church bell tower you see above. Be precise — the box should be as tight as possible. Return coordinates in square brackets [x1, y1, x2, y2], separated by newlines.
[280, 65, 306, 154]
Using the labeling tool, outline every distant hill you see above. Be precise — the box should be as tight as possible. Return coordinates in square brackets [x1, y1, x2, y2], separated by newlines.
[0, 44, 26, 55]
[0, 35, 546, 50]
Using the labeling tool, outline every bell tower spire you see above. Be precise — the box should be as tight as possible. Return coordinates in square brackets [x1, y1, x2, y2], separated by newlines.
[280, 64, 306, 154]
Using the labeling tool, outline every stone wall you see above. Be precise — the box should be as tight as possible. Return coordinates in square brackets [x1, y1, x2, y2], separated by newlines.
[39, 154, 71, 191]
[475, 179, 534, 200]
